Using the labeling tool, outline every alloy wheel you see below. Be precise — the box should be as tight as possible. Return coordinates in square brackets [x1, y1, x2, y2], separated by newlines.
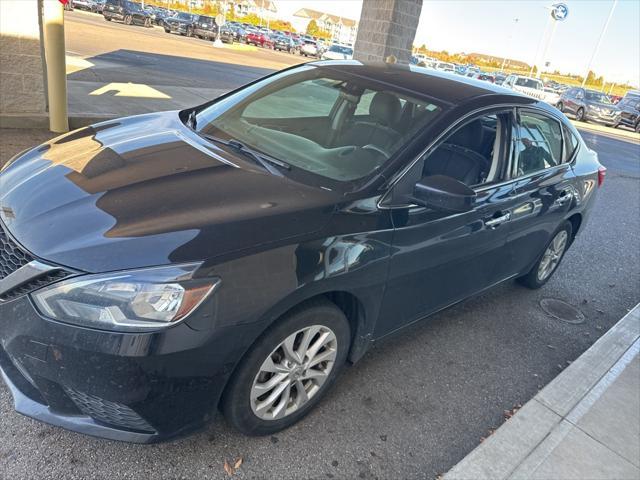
[537, 230, 568, 282]
[250, 325, 337, 421]
[576, 108, 585, 121]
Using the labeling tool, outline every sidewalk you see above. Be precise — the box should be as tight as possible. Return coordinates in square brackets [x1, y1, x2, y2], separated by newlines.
[445, 304, 640, 480]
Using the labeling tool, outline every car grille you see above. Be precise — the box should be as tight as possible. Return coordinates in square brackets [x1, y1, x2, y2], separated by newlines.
[64, 387, 156, 433]
[0, 226, 73, 302]
[0, 227, 33, 280]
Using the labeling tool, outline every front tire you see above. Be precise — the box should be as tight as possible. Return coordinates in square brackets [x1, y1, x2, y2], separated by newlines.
[222, 299, 350, 436]
[576, 107, 585, 122]
[186, 26, 193, 37]
[124, 15, 132, 25]
[517, 221, 572, 289]
[556, 102, 563, 112]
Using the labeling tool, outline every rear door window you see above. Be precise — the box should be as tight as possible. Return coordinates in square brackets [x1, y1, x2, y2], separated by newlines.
[515, 111, 563, 176]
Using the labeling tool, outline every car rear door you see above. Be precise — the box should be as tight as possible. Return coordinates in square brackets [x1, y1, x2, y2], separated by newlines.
[503, 108, 576, 277]
[375, 110, 521, 338]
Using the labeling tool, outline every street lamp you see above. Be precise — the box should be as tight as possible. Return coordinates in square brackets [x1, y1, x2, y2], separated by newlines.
[531, 3, 568, 78]
[581, 0, 618, 88]
[500, 18, 519, 72]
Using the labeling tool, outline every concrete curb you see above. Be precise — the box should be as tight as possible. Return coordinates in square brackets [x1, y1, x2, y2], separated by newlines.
[571, 120, 640, 143]
[444, 303, 640, 480]
[0, 114, 117, 130]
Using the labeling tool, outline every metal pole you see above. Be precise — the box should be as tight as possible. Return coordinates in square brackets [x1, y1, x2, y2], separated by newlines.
[530, 15, 552, 77]
[581, 0, 618, 88]
[501, 18, 519, 72]
[537, 19, 557, 78]
[42, 0, 68, 133]
[608, 82, 614, 95]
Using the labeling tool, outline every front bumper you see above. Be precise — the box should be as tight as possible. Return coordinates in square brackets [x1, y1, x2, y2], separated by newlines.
[103, 11, 124, 21]
[585, 110, 620, 125]
[0, 293, 252, 443]
[166, 22, 188, 33]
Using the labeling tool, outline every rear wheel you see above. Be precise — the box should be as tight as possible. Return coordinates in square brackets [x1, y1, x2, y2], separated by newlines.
[635, 122, 640, 133]
[186, 26, 193, 37]
[144, 18, 151, 28]
[124, 15, 132, 25]
[222, 299, 350, 435]
[517, 221, 572, 289]
[576, 107, 585, 122]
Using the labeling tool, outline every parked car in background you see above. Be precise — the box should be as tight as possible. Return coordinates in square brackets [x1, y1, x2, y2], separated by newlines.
[493, 73, 507, 85]
[218, 25, 236, 44]
[273, 35, 297, 53]
[192, 15, 219, 41]
[557, 87, 620, 126]
[103, 0, 151, 27]
[246, 31, 274, 48]
[615, 90, 640, 132]
[72, 0, 97, 11]
[468, 72, 495, 83]
[91, 0, 106, 13]
[435, 62, 456, 73]
[163, 11, 199, 36]
[321, 44, 354, 60]
[0, 61, 604, 443]
[149, 6, 172, 27]
[502, 74, 560, 106]
[300, 40, 319, 57]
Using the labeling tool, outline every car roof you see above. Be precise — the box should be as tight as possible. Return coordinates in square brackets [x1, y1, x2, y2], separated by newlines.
[312, 60, 524, 105]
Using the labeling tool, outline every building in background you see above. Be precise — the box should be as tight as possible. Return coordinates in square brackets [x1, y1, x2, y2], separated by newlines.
[292, 8, 358, 44]
[231, 0, 277, 21]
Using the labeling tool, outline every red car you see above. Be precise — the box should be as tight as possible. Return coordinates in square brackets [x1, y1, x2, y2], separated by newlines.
[246, 32, 273, 48]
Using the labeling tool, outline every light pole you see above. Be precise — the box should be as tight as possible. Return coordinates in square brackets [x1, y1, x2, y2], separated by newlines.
[501, 18, 519, 72]
[532, 3, 568, 78]
[581, 0, 618, 88]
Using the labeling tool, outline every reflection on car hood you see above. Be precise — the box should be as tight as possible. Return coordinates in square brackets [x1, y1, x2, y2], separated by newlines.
[0, 112, 340, 272]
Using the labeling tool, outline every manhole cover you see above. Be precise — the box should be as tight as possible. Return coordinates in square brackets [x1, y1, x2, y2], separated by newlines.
[539, 298, 585, 324]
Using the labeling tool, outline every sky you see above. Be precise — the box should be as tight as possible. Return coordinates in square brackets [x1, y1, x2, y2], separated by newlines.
[274, 0, 640, 85]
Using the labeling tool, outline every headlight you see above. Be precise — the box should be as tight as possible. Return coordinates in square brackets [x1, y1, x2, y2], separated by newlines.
[31, 263, 220, 332]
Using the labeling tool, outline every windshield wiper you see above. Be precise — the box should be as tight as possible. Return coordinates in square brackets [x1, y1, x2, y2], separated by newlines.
[202, 134, 290, 175]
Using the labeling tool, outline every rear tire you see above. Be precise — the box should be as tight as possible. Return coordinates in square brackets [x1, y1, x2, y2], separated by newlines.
[222, 299, 350, 436]
[124, 15, 132, 25]
[517, 221, 572, 289]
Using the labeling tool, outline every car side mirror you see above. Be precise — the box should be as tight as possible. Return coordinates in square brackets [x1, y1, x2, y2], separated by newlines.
[412, 175, 476, 213]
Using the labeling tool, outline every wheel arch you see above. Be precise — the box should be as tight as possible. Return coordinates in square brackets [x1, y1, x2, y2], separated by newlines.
[567, 212, 582, 243]
[216, 289, 373, 410]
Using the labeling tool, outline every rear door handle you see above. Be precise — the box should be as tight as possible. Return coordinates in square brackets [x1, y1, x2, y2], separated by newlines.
[485, 211, 511, 229]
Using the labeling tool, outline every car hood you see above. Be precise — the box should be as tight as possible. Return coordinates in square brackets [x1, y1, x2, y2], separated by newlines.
[0, 112, 340, 273]
[165, 17, 188, 23]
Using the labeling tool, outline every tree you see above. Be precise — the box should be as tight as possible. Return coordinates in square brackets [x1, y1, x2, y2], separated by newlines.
[306, 19, 319, 36]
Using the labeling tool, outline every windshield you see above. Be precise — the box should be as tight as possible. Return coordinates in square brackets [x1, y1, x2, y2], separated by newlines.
[329, 46, 353, 55]
[515, 78, 542, 89]
[192, 66, 442, 186]
[586, 91, 612, 104]
[175, 12, 193, 20]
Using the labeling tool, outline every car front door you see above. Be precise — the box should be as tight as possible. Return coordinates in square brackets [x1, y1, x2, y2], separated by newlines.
[503, 109, 576, 277]
[375, 110, 521, 338]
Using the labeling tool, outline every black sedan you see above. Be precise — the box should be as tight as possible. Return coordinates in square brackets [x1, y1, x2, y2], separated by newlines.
[0, 62, 604, 443]
[102, 0, 151, 27]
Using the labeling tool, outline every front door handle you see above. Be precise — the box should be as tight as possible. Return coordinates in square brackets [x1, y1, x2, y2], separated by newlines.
[485, 211, 511, 229]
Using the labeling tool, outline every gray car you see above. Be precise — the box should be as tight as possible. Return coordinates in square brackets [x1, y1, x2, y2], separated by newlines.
[557, 88, 621, 126]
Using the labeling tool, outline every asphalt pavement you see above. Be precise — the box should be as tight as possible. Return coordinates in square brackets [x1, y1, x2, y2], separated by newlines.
[0, 10, 639, 480]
